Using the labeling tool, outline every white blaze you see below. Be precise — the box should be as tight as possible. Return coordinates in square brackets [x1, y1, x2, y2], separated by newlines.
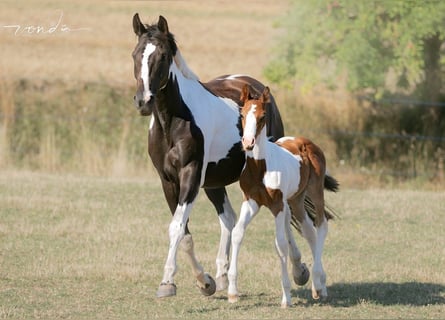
[141, 43, 156, 102]
[243, 104, 257, 139]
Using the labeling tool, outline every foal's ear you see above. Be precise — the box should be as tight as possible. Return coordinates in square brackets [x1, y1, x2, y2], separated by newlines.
[158, 15, 169, 35]
[261, 86, 271, 104]
[133, 13, 147, 37]
[240, 84, 250, 103]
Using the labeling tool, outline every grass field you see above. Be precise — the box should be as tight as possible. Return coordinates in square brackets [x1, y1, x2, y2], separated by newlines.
[1, 1, 444, 318]
[1, 170, 444, 319]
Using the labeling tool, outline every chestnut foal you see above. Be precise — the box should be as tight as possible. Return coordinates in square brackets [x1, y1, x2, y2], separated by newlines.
[227, 85, 339, 307]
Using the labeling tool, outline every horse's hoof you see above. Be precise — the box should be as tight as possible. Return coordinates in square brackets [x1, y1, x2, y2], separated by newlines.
[228, 294, 239, 303]
[197, 273, 216, 296]
[312, 288, 328, 301]
[294, 263, 310, 286]
[281, 302, 291, 309]
[156, 282, 177, 298]
[216, 274, 228, 291]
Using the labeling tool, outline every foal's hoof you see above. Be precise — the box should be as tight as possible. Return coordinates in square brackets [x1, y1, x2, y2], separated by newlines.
[228, 294, 239, 303]
[156, 282, 177, 298]
[197, 273, 216, 296]
[216, 274, 228, 291]
[293, 263, 310, 286]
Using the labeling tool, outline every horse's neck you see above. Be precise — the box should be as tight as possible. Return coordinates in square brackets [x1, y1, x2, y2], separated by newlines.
[173, 49, 199, 81]
[247, 127, 269, 161]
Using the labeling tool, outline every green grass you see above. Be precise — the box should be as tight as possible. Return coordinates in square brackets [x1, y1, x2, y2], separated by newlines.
[1, 170, 444, 319]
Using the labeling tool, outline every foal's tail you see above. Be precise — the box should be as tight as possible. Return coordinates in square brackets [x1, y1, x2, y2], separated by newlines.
[291, 174, 340, 232]
[324, 174, 339, 193]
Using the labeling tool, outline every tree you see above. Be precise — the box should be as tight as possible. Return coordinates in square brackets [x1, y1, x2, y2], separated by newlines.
[265, 0, 445, 101]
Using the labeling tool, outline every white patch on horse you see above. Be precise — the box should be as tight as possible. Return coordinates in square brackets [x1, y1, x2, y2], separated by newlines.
[262, 142, 302, 196]
[168, 60, 241, 186]
[243, 104, 257, 140]
[276, 136, 294, 143]
[220, 74, 249, 80]
[141, 43, 156, 102]
[173, 49, 199, 81]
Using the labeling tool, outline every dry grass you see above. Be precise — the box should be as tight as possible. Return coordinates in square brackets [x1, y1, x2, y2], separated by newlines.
[0, 0, 287, 85]
[1, 171, 444, 318]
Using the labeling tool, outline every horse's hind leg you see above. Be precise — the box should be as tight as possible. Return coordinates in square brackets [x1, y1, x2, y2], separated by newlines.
[287, 195, 310, 286]
[304, 183, 329, 300]
[205, 188, 236, 291]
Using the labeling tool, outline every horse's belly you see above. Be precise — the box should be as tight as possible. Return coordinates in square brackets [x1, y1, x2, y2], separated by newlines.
[202, 142, 245, 188]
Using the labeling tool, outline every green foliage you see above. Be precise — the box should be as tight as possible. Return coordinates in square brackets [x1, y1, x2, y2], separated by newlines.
[265, 0, 445, 96]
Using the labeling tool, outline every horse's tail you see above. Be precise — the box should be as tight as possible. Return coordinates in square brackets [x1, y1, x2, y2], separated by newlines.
[324, 174, 339, 193]
[290, 175, 340, 232]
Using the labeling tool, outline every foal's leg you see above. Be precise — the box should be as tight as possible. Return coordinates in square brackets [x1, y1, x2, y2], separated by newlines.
[275, 207, 292, 308]
[228, 199, 259, 303]
[205, 188, 237, 291]
[287, 196, 310, 286]
[300, 211, 328, 300]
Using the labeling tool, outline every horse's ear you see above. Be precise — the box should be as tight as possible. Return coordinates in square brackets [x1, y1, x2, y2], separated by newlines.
[133, 13, 147, 37]
[240, 84, 250, 103]
[158, 15, 169, 35]
[261, 86, 271, 104]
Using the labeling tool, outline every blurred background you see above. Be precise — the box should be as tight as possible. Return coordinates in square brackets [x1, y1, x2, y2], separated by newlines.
[1, 0, 444, 189]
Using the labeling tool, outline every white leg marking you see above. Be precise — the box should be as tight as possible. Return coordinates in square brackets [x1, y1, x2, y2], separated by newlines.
[301, 212, 328, 298]
[216, 194, 236, 282]
[228, 199, 259, 302]
[161, 203, 194, 284]
[275, 209, 292, 308]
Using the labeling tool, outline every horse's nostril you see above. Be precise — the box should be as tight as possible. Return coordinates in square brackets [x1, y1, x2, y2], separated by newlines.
[138, 100, 144, 108]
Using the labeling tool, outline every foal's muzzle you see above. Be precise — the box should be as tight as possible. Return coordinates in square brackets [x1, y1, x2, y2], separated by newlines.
[242, 136, 255, 151]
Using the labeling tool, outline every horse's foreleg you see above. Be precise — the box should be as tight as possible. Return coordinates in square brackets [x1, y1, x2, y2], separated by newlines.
[228, 199, 259, 303]
[205, 188, 236, 291]
[157, 202, 195, 298]
[275, 209, 292, 308]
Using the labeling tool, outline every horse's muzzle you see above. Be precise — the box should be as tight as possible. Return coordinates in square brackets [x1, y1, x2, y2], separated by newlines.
[242, 136, 255, 151]
[134, 95, 153, 116]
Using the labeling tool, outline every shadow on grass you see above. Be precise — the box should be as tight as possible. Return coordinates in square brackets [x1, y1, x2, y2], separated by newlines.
[292, 282, 445, 307]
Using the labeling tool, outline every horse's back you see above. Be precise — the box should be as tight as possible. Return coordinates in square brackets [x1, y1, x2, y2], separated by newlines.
[276, 136, 326, 177]
[203, 75, 284, 141]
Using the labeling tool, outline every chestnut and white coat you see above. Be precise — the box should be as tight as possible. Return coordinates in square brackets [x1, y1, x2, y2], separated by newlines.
[228, 85, 339, 307]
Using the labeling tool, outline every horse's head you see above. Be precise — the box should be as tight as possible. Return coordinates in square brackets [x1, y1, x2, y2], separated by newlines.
[240, 84, 270, 151]
[132, 14, 177, 116]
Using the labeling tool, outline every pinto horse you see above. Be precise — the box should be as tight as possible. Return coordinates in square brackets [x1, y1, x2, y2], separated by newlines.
[131, 14, 285, 298]
[228, 85, 339, 307]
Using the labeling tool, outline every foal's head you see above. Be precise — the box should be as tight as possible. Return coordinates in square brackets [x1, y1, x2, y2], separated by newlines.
[132, 14, 177, 116]
[240, 85, 270, 151]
